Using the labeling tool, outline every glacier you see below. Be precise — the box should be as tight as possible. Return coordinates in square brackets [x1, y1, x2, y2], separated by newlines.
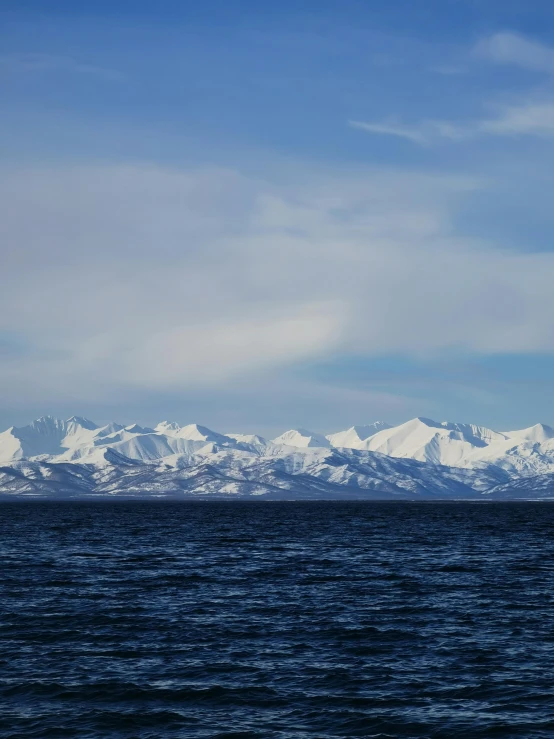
[1, 415, 554, 498]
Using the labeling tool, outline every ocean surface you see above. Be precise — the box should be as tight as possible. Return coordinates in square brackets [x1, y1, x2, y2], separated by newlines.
[1, 501, 554, 739]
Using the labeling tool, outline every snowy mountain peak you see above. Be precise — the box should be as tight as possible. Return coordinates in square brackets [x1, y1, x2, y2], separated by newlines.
[173, 423, 230, 444]
[155, 421, 181, 435]
[505, 423, 554, 444]
[124, 423, 154, 434]
[95, 422, 124, 438]
[439, 421, 506, 443]
[225, 433, 268, 452]
[153, 422, 227, 443]
[2, 415, 554, 498]
[26, 415, 66, 431]
[354, 421, 391, 436]
[226, 433, 267, 445]
[327, 422, 391, 448]
[272, 428, 331, 448]
[414, 417, 443, 429]
[0, 415, 104, 461]
[65, 416, 98, 430]
[17, 415, 98, 435]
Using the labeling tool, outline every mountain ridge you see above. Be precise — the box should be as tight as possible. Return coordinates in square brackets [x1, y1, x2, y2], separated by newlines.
[0, 415, 553, 499]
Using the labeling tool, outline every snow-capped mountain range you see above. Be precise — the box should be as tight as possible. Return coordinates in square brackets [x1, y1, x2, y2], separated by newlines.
[1, 415, 554, 499]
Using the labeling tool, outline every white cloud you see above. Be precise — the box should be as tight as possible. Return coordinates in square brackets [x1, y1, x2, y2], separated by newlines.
[349, 119, 466, 145]
[123, 305, 345, 387]
[2, 162, 554, 409]
[351, 102, 554, 145]
[349, 120, 430, 145]
[351, 33, 554, 147]
[481, 102, 554, 136]
[475, 32, 554, 74]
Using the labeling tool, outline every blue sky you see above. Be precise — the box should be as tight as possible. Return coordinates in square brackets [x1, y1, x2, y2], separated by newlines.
[2, 0, 554, 434]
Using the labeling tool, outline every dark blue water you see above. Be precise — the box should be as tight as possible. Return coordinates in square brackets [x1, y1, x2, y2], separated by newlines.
[2, 502, 554, 738]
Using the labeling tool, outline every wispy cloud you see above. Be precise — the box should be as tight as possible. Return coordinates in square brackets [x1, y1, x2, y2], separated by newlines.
[349, 119, 466, 145]
[350, 101, 554, 146]
[349, 120, 429, 145]
[0, 53, 122, 81]
[352, 32, 554, 147]
[475, 32, 554, 74]
[481, 102, 554, 136]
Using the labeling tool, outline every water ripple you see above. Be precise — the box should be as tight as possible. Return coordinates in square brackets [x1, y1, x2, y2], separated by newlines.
[1, 501, 554, 738]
